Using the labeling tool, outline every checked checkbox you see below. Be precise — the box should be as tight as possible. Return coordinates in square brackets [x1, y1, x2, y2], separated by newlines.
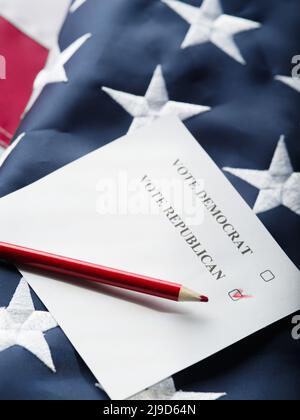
[229, 289, 244, 301]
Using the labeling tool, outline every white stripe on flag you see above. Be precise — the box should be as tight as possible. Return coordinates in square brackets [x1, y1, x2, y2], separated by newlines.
[0, 0, 72, 48]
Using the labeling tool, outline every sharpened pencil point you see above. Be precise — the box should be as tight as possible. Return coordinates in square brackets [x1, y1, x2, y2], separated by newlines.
[178, 287, 209, 302]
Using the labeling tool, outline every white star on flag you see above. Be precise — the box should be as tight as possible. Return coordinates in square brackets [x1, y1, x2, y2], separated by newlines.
[96, 377, 226, 400]
[161, 0, 261, 64]
[102, 65, 211, 132]
[0, 278, 58, 372]
[70, 0, 87, 13]
[129, 377, 226, 400]
[275, 75, 300, 93]
[224, 136, 300, 216]
[24, 33, 91, 114]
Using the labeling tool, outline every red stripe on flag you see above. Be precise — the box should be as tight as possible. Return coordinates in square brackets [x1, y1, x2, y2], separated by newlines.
[0, 17, 48, 146]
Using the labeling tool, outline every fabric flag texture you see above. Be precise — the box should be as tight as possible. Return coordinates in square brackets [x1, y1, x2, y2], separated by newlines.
[0, 0, 299, 400]
[0, 0, 71, 148]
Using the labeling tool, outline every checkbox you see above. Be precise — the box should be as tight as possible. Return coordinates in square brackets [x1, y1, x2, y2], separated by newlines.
[260, 270, 275, 282]
[229, 289, 243, 301]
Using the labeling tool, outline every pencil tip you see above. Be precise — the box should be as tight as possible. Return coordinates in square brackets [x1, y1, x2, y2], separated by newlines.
[178, 287, 209, 302]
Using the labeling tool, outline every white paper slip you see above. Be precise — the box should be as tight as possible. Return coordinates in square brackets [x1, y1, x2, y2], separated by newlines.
[0, 117, 299, 399]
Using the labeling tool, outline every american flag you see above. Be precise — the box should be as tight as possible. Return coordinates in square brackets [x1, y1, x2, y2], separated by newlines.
[0, 0, 299, 400]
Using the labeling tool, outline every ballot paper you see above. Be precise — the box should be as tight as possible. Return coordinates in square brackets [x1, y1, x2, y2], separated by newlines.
[0, 117, 299, 399]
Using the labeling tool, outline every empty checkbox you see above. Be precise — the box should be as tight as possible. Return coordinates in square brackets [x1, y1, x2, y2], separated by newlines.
[260, 270, 275, 282]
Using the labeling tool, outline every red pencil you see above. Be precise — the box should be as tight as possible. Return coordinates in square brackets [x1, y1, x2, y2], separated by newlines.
[0, 242, 209, 303]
